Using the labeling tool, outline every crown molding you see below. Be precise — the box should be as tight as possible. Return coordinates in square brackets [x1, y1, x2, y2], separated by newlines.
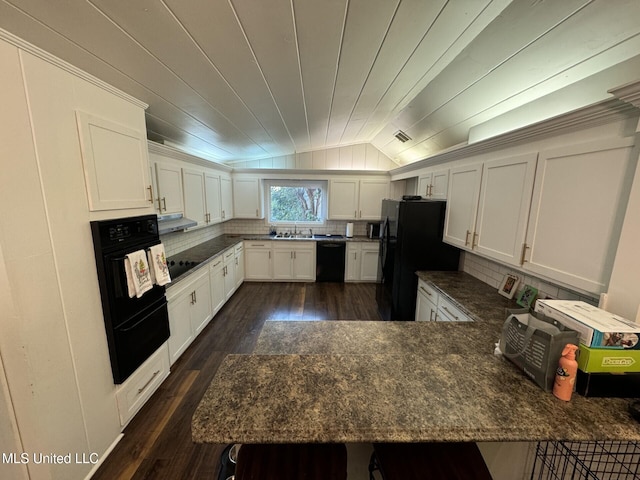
[608, 80, 640, 110]
[147, 141, 233, 173]
[0, 27, 148, 109]
[390, 98, 638, 176]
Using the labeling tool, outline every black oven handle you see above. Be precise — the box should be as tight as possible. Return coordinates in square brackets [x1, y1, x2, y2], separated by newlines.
[119, 301, 167, 332]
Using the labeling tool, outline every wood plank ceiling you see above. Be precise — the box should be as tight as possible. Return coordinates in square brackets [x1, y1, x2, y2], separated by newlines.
[1, 0, 639, 167]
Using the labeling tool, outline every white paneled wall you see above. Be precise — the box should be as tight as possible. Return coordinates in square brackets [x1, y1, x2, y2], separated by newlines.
[228, 143, 397, 170]
[461, 252, 599, 305]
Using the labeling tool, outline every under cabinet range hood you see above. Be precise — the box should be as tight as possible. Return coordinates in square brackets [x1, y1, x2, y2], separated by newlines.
[157, 213, 197, 234]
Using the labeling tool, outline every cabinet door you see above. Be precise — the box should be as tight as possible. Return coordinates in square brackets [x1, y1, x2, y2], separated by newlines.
[417, 174, 432, 198]
[76, 111, 152, 211]
[204, 172, 222, 224]
[273, 248, 294, 280]
[167, 290, 194, 365]
[524, 138, 635, 293]
[474, 153, 537, 266]
[415, 291, 437, 322]
[182, 168, 206, 226]
[220, 175, 233, 221]
[234, 246, 245, 288]
[190, 272, 212, 335]
[292, 244, 316, 281]
[209, 257, 225, 315]
[155, 161, 184, 214]
[431, 169, 449, 200]
[345, 244, 361, 281]
[233, 177, 263, 218]
[328, 179, 359, 219]
[244, 244, 272, 280]
[359, 244, 380, 281]
[359, 179, 390, 219]
[223, 250, 236, 299]
[443, 163, 482, 249]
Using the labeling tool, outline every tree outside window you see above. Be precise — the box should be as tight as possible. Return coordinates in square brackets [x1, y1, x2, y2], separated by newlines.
[269, 184, 323, 223]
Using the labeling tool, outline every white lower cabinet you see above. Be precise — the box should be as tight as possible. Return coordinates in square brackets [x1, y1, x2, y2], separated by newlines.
[345, 242, 379, 282]
[415, 280, 471, 322]
[415, 281, 438, 321]
[210, 255, 225, 315]
[115, 343, 170, 427]
[234, 243, 245, 288]
[223, 248, 236, 299]
[244, 241, 273, 280]
[245, 241, 316, 281]
[167, 267, 212, 365]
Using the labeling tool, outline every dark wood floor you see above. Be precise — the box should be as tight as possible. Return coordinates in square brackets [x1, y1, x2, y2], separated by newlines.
[92, 282, 381, 480]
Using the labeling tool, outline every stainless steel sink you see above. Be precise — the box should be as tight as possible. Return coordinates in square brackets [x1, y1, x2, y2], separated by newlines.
[273, 233, 312, 239]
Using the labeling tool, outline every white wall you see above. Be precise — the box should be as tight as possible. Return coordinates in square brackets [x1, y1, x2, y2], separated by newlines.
[227, 143, 397, 170]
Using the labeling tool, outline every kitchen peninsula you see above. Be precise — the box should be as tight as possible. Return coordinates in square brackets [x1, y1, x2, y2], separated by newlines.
[192, 272, 640, 445]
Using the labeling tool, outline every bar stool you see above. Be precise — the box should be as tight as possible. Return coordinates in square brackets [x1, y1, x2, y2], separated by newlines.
[369, 442, 493, 480]
[234, 443, 347, 480]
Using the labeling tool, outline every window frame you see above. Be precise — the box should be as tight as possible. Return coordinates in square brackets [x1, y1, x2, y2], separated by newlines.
[265, 179, 328, 226]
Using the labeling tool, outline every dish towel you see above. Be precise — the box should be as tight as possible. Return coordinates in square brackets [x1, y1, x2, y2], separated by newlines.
[147, 243, 171, 286]
[124, 249, 153, 298]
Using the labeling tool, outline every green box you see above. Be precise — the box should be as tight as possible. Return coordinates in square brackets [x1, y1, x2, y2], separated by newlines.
[578, 344, 640, 373]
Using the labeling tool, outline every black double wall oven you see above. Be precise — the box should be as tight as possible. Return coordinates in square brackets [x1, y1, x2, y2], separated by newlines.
[91, 215, 170, 384]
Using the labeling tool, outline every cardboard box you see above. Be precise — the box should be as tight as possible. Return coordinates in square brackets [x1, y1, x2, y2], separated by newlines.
[535, 300, 640, 350]
[576, 370, 640, 398]
[578, 344, 640, 373]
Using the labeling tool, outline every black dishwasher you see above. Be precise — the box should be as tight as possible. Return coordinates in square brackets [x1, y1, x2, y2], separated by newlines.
[316, 241, 346, 282]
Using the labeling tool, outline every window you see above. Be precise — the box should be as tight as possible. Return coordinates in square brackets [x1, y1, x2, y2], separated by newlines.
[267, 180, 326, 225]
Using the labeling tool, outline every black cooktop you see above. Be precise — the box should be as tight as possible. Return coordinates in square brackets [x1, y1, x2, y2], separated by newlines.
[168, 259, 198, 278]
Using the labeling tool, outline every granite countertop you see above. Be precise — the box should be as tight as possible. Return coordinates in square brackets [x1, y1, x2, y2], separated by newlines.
[192, 271, 640, 445]
[166, 233, 377, 284]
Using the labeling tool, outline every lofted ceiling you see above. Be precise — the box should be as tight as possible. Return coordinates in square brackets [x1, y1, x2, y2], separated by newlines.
[1, 0, 640, 167]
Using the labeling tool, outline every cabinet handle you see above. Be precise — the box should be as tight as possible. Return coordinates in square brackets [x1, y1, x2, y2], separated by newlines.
[156, 197, 163, 211]
[290, 251, 293, 259]
[359, 210, 362, 218]
[137, 369, 161, 394]
[147, 185, 153, 204]
[161, 197, 167, 211]
[235, 258, 238, 265]
[429, 309, 435, 321]
[222, 211, 225, 220]
[213, 260, 221, 267]
[190, 291, 195, 304]
[268, 251, 271, 259]
[472, 232, 478, 249]
[465, 230, 471, 246]
[442, 306, 459, 321]
[520, 243, 530, 265]
[256, 209, 259, 217]
[294, 251, 296, 259]
[419, 286, 432, 297]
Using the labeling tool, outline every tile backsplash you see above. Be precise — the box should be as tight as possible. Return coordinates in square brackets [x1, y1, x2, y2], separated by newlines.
[161, 219, 370, 257]
[461, 251, 599, 305]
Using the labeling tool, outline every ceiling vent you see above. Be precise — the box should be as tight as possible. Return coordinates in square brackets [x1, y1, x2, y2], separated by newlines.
[394, 130, 411, 143]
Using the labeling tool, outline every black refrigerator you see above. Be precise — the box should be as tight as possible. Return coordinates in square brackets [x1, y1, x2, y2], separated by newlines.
[376, 199, 460, 321]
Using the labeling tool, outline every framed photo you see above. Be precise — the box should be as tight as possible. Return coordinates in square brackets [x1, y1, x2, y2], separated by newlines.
[498, 274, 519, 299]
[516, 285, 538, 309]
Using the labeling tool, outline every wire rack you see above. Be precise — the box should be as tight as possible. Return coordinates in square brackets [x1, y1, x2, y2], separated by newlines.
[531, 441, 640, 480]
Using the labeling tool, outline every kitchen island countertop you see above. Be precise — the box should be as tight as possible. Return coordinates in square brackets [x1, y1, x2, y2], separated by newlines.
[192, 272, 640, 444]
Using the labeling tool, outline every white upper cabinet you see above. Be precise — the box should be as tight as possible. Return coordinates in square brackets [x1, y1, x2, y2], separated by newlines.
[233, 177, 263, 218]
[182, 167, 207, 226]
[153, 160, 184, 214]
[443, 163, 483, 249]
[204, 172, 222, 224]
[444, 153, 537, 267]
[522, 138, 636, 293]
[220, 175, 234, 221]
[76, 111, 152, 211]
[328, 178, 389, 220]
[474, 153, 538, 266]
[417, 169, 448, 199]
